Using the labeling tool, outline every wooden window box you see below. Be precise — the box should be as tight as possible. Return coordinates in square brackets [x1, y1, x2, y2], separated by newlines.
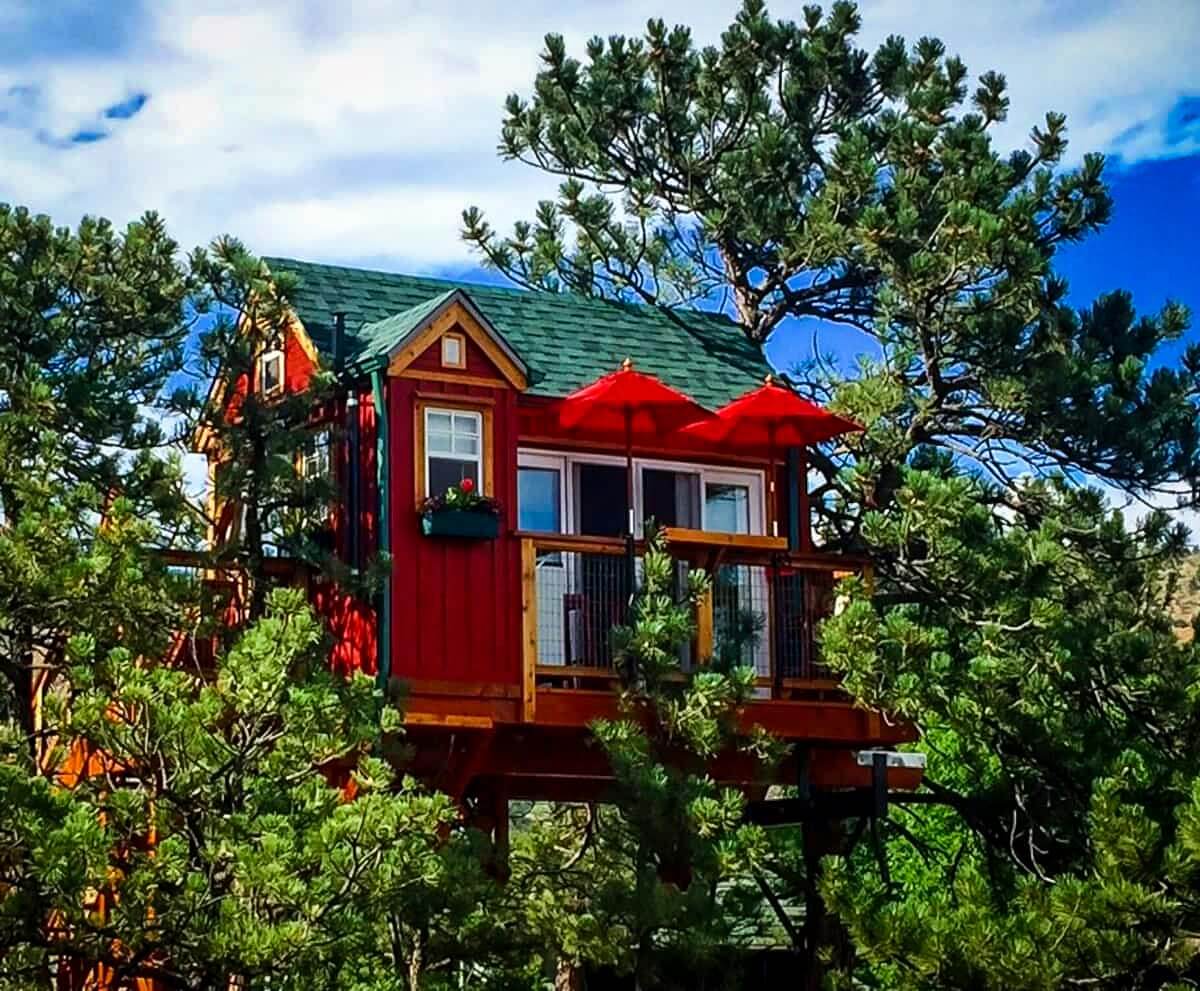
[421, 509, 500, 540]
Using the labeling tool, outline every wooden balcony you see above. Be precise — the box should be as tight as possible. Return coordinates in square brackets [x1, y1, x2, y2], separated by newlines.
[517, 529, 891, 744]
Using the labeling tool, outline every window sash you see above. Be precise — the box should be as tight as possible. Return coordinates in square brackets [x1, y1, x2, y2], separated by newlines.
[259, 349, 284, 395]
[424, 407, 482, 496]
[518, 466, 563, 532]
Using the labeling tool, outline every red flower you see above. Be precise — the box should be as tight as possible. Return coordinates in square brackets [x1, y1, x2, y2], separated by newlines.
[459, 477, 475, 494]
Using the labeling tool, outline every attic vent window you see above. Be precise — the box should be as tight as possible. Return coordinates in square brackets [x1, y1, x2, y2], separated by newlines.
[259, 347, 284, 396]
[441, 332, 465, 369]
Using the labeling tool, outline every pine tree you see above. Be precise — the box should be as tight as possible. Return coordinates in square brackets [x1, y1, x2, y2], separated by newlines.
[0, 204, 193, 739]
[578, 528, 779, 989]
[464, 3, 1200, 986]
[816, 477, 1200, 989]
[179, 238, 340, 623]
[462, 0, 1196, 504]
[0, 586, 489, 991]
[0, 214, 526, 991]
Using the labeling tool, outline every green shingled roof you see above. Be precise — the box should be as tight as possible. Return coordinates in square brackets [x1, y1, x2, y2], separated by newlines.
[264, 257, 769, 408]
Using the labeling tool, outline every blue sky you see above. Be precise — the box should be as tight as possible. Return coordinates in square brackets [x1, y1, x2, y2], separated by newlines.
[0, 0, 1196, 485]
[1055, 153, 1199, 366]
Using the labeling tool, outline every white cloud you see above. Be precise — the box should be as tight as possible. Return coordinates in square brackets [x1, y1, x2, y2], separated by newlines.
[0, 0, 1195, 273]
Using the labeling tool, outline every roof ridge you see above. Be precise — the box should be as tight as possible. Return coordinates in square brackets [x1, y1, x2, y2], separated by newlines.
[263, 256, 523, 298]
[357, 287, 460, 332]
[261, 255, 738, 328]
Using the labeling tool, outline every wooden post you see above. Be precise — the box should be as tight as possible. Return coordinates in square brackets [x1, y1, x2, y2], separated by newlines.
[696, 587, 714, 664]
[521, 538, 538, 723]
[493, 778, 510, 881]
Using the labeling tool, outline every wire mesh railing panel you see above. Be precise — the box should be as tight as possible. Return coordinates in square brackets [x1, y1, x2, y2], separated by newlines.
[712, 564, 771, 678]
[771, 568, 836, 680]
[530, 539, 847, 690]
[534, 550, 632, 668]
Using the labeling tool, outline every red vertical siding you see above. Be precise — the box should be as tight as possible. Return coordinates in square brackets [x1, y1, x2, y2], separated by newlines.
[284, 331, 317, 393]
[388, 372, 521, 688]
[313, 388, 379, 678]
[223, 325, 318, 421]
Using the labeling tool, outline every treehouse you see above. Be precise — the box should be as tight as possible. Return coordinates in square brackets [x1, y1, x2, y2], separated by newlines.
[199, 258, 921, 823]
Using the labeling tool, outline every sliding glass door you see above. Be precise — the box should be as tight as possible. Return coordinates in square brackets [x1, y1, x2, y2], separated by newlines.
[704, 473, 769, 680]
[518, 451, 767, 672]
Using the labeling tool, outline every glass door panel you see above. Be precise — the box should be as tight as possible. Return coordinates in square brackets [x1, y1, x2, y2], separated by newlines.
[704, 482, 751, 534]
[706, 480, 767, 680]
[575, 463, 627, 537]
[642, 468, 700, 531]
[518, 466, 561, 532]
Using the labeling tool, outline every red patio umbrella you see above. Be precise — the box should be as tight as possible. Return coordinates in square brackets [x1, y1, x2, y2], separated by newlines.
[680, 375, 862, 537]
[552, 358, 714, 537]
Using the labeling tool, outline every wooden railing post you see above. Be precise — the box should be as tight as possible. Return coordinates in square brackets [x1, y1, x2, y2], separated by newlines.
[520, 538, 538, 723]
[696, 586, 714, 664]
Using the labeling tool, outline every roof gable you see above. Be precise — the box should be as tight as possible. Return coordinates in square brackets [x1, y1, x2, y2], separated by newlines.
[350, 288, 527, 389]
[263, 257, 770, 408]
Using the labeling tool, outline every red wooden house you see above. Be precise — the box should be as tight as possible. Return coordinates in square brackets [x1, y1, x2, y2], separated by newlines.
[200, 258, 920, 821]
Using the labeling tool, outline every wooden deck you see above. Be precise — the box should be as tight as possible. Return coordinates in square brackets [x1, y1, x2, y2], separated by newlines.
[159, 541, 919, 799]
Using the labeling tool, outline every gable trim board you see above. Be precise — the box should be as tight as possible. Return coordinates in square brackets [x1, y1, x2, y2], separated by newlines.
[379, 295, 527, 390]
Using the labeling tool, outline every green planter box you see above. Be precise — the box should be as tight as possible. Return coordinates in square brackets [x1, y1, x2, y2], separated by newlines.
[421, 509, 500, 540]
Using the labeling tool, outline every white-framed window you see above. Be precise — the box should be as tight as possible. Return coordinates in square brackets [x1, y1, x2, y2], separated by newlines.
[301, 429, 332, 485]
[425, 407, 482, 496]
[441, 332, 465, 369]
[259, 347, 285, 396]
[702, 468, 763, 534]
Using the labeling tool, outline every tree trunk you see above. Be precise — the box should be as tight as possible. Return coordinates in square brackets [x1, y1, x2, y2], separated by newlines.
[802, 817, 853, 991]
[0, 489, 38, 754]
[407, 929, 424, 991]
[554, 958, 583, 991]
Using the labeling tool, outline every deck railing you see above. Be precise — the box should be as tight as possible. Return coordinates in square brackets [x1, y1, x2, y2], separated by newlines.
[519, 529, 868, 710]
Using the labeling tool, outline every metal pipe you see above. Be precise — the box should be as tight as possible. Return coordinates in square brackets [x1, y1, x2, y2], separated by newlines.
[346, 394, 359, 570]
[370, 368, 392, 692]
[332, 312, 346, 372]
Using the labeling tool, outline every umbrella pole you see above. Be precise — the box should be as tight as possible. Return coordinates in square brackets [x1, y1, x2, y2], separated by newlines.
[624, 407, 636, 620]
[625, 407, 635, 538]
[768, 423, 778, 538]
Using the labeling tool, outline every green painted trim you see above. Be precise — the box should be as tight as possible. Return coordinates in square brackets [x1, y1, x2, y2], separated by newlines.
[370, 370, 392, 692]
[786, 447, 801, 551]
